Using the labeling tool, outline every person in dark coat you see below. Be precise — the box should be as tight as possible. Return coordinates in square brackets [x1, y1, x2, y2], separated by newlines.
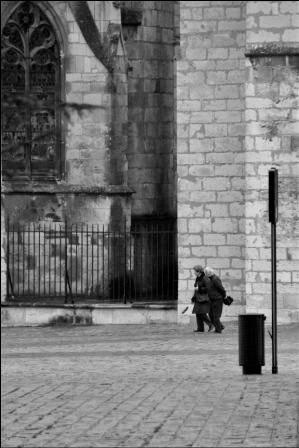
[204, 267, 226, 333]
[191, 265, 213, 332]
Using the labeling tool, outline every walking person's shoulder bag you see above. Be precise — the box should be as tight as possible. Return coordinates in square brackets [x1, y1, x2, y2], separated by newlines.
[223, 295, 234, 306]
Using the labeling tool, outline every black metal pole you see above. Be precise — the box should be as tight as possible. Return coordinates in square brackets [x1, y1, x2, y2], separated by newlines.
[6, 218, 10, 299]
[271, 221, 278, 374]
[64, 220, 68, 304]
[269, 167, 278, 374]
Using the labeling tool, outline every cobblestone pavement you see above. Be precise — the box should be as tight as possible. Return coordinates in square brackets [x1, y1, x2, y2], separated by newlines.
[1, 321, 299, 448]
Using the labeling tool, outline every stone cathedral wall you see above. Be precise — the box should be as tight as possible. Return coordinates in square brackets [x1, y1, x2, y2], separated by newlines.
[1, 0, 132, 229]
[1, 0, 131, 302]
[177, 0, 299, 323]
[1, 1, 298, 319]
[244, 1, 299, 322]
[120, 1, 177, 219]
[177, 1, 247, 320]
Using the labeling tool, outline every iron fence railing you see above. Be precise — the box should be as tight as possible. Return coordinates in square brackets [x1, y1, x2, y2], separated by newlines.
[6, 221, 178, 303]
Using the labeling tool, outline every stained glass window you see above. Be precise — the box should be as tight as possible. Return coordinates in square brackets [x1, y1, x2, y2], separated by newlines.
[1, 1, 62, 180]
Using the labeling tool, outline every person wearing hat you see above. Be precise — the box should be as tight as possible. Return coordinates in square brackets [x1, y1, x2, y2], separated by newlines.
[204, 267, 226, 333]
[191, 265, 213, 332]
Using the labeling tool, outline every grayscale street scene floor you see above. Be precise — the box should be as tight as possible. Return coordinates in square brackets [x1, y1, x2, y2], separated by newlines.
[2, 321, 299, 448]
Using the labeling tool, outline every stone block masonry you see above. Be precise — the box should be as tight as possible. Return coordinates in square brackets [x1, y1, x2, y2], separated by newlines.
[65, 2, 118, 188]
[1, 1, 133, 305]
[1, 1, 133, 228]
[245, 1, 299, 322]
[177, 0, 299, 323]
[122, 1, 177, 218]
[177, 1, 247, 318]
[1, 0, 298, 322]
[246, 0, 299, 44]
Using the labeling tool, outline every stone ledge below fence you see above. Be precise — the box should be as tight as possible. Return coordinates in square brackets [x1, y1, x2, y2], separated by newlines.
[1, 302, 178, 327]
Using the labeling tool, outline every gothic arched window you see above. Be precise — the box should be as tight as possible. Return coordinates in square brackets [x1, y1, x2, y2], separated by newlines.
[1, 1, 62, 180]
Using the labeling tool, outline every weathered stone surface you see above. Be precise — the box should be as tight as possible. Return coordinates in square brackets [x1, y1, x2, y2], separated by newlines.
[1, 1, 298, 322]
[177, 0, 298, 322]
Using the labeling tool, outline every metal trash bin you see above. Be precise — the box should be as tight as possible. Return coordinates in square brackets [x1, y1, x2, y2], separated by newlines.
[239, 314, 266, 374]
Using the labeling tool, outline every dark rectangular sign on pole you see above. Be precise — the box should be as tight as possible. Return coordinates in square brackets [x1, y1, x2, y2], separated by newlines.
[269, 168, 278, 223]
[269, 167, 278, 374]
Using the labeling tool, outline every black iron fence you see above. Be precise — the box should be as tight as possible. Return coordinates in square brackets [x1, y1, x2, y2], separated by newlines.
[6, 221, 178, 303]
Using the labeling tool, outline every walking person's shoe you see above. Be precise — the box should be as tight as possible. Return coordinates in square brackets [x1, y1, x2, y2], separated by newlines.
[194, 329, 204, 332]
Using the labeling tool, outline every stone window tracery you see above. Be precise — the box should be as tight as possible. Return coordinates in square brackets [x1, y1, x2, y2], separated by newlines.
[1, 1, 62, 180]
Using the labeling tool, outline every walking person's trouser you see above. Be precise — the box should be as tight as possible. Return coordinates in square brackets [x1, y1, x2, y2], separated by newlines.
[196, 313, 212, 331]
[209, 300, 223, 332]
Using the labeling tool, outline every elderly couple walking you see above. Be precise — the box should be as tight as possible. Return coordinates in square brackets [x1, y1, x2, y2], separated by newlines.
[191, 265, 226, 334]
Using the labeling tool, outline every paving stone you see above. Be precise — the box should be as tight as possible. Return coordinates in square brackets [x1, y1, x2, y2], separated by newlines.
[1, 322, 299, 447]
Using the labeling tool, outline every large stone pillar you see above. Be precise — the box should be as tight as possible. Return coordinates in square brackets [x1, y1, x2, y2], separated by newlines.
[176, 1, 247, 323]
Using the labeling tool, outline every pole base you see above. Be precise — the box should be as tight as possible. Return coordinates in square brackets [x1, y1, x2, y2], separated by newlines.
[242, 365, 262, 375]
[272, 366, 278, 374]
